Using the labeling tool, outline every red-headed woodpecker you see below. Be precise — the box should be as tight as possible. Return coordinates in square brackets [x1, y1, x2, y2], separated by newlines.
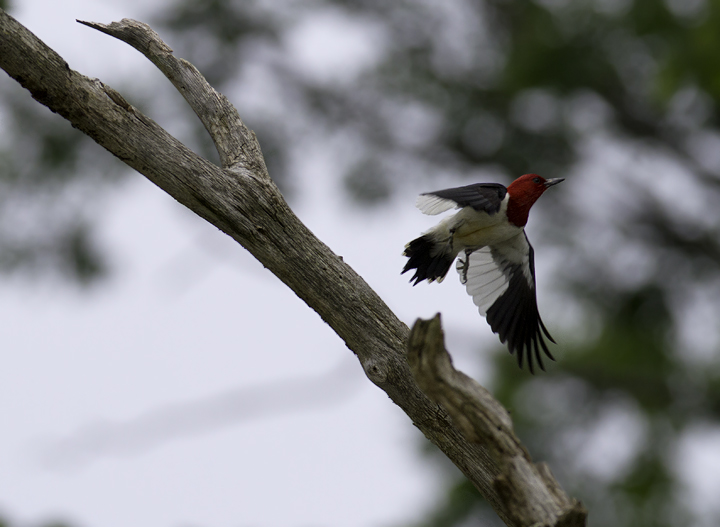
[402, 173, 564, 373]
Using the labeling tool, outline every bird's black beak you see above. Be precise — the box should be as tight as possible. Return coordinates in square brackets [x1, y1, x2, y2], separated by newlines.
[544, 178, 565, 188]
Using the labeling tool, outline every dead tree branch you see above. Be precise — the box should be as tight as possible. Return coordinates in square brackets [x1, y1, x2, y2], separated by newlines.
[408, 315, 587, 526]
[0, 11, 585, 526]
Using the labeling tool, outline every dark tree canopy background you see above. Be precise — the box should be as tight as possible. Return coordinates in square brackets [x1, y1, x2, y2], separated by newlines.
[2, 0, 720, 526]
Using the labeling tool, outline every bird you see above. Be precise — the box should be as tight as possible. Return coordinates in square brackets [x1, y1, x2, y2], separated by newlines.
[402, 173, 564, 373]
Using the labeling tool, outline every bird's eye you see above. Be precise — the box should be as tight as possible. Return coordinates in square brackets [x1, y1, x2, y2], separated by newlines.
[533, 177, 541, 184]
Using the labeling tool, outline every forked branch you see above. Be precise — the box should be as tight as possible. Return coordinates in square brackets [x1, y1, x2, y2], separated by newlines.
[0, 11, 585, 526]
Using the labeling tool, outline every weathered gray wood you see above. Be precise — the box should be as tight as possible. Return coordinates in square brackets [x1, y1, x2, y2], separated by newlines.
[408, 315, 587, 526]
[0, 11, 586, 526]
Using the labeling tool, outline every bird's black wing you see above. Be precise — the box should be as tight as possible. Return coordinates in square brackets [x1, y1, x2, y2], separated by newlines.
[416, 183, 507, 216]
[456, 232, 555, 373]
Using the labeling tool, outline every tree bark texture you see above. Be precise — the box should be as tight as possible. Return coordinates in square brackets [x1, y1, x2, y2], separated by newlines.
[0, 11, 586, 526]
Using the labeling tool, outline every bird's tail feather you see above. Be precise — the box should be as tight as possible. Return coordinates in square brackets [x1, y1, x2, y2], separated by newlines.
[402, 233, 456, 285]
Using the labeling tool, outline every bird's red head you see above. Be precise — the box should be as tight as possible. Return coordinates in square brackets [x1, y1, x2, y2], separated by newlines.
[506, 173, 564, 227]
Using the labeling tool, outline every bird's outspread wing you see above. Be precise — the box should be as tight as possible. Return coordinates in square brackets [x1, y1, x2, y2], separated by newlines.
[456, 232, 555, 373]
[416, 183, 507, 216]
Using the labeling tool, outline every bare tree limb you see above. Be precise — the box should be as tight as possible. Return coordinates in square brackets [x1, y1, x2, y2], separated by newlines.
[76, 19, 261, 172]
[408, 315, 587, 526]
[0, 11, 586, 526]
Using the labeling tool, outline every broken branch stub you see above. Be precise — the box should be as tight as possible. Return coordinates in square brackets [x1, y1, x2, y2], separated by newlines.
[407, 314, 587, 527]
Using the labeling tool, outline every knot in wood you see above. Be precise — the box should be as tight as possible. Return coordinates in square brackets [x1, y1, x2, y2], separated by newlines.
[362, 356, 388, 385]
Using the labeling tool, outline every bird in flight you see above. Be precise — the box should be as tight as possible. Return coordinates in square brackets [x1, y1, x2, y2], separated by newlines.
[402, 174, 564, 373]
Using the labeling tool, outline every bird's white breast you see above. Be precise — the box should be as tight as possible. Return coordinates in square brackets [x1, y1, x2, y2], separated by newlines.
[450, 195, 523, 251]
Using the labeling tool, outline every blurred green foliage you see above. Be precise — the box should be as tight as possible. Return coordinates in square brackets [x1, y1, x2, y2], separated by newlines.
[0, 86, 113, 283]
[0, 0, 123, 284]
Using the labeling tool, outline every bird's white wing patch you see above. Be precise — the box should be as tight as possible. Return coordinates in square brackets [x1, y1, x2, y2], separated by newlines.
[457, 232, 554, 373]
[496, 232, 534, 286]
[416, 194, 457, 215]
[456, 233, 532, 316]
[457, 247, 510, 316]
